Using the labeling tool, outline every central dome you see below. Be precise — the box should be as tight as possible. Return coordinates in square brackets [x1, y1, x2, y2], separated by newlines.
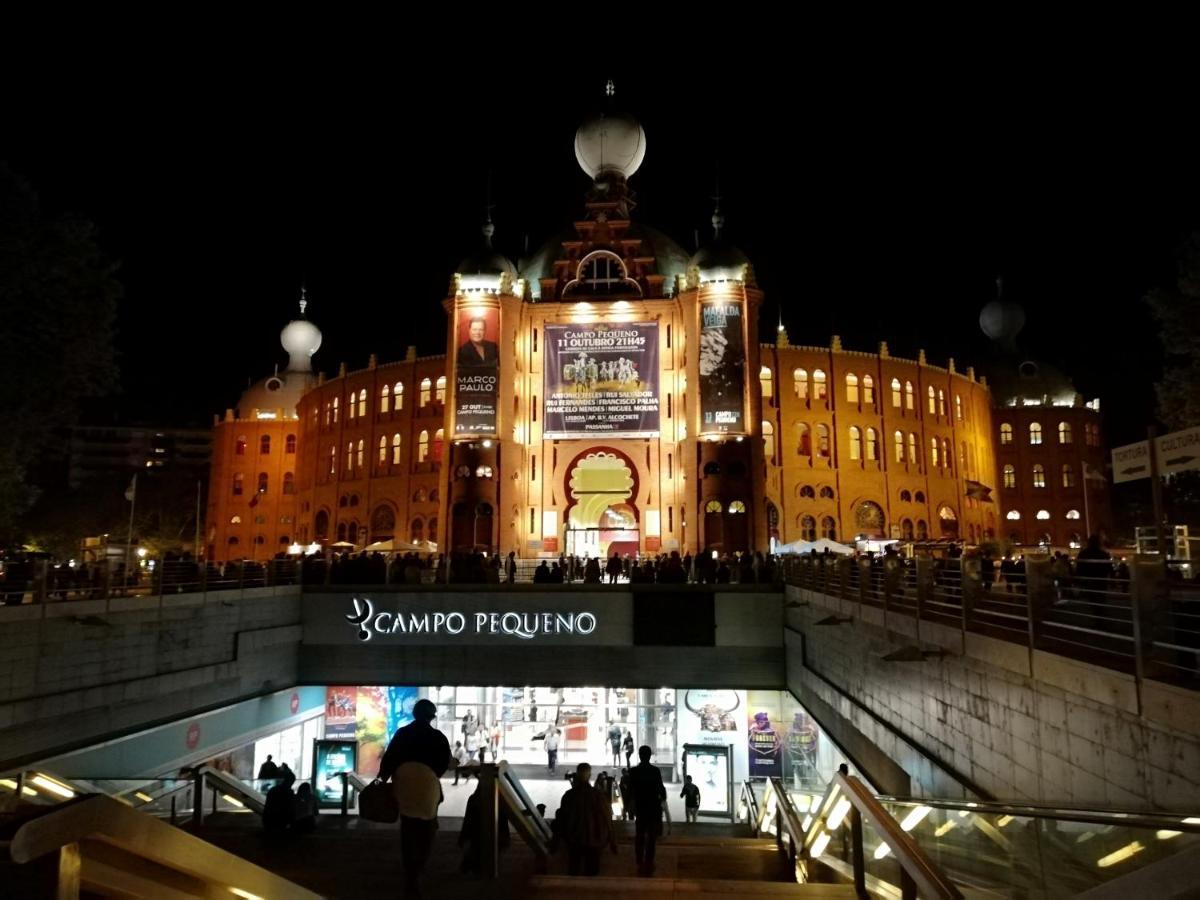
[575, 110, 646, 180]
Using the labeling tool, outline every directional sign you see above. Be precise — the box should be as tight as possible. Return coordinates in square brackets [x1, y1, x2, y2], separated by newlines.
[1112, 440, 1151, 483]
[1156, 426, 1200, 476]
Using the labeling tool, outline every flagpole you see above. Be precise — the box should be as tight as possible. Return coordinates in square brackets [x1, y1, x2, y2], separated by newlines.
[124, 473, 137, 588]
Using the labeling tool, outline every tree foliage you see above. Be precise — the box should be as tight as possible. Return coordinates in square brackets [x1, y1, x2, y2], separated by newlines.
[0, 162, 121, 539]
[1146, 231, 1200, 430]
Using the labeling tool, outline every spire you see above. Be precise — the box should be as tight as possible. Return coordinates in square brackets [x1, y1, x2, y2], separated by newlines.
[605, 78, 615, 98]
[299, 282, 308, 317]
[710, 169, 724, 239]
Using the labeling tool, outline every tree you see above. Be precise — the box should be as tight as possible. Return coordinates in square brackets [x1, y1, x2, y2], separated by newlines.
[0, 163, 121, 540]
[1146, 231, 1200, 430]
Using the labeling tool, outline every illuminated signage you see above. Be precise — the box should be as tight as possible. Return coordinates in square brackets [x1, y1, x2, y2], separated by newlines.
[345, 596, 596, 642]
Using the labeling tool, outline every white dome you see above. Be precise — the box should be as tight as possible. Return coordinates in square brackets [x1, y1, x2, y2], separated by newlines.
[574, 111, 646, 180]
[979, 300, 1025, 343]
[281, 318, 322, 373]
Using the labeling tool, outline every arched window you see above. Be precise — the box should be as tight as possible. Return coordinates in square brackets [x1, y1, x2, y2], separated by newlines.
[418, 430, 430, 462]
[796, 423, 812, 456]
[865, 427, 878, 461]
[703, 461, 721, 476]
[394, 381, 404, 410]
[1058, 421, 1072, 444]
[894, 430, 905, 463]
[286, 434, 296, 453]
[476, 465, 493, 478]
[845, 373, 859, 403]
[813, 369, 827, 400]
[728, 500, 747, 513]
[908, 433, 918, 465]
[801, 515, 817, 541]
[413, 488, 427, 503]
[346, 442, 354, 472]
[760, 366, 774, 400]
[380, 384, 390, 413]
[283, 472, 295, 494]
[900, 490, 912, 502]
[848, 426, 862, 461]
[820, 486, 835, 499]
[430, 488, 439, 502]
[928, 386, 937, 414]
[1062, 464, 1076, 487]
[227, 536, 240, 546]
[1029, 422, 1043, 445]
[862, 375, 874, 405]
[891, 378, 902, 408]
[1003, 464, 1016, 488]
[1033, 464, 1046, 488]
[323, 402, 331, 426]
[257, 472, 268, 494]
[799, 485, 815, 498]
[794, 368, 808, 399]
[356, 438, 364, 468]
[816, 424, 831, 458]
[433, 428, 444, 462]
[230, 515, 242, 525]
[762, 421, 775, 460]
[930, 437, 939, 468]
[955, 394, 963, 420]
[410, 518, 425, 542]
[942, 438, 952, 474]
[901, 519, 914, 540]
[332, 396, 339, 423]
[917, 519, 928, 540]
[328, 446, 336, 475]
[435, 376, 446, 404]
[392, 433, 402, 464]
[937, 389, 946, 417]
[259, 434, 271, 455]
[314, 509, 329, 538]
[233, 473, 244, 496]
[1066, 509, 1081, 520]
[905, 381, 914, 410]
[357, 389, 367, 418]
[236, 436, 247, 456]
[1007, 510, 1021, 520]
[371, 505, 396, 537]
[420, 378, 431, 407]
[914, 491, 925, 503]
[1036, 509, 1050, 520]
[821, 516, 837, 540]
[428, 517, 438, 543]
[378, 435, 387, 462]
[1000, 423, 1013, 445]
[705, 500, 723, 513]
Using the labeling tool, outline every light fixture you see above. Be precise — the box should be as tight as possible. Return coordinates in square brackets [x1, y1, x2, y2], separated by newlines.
[996, 814, 1013, 827]
[873, 843, 891, 860]
[934, 820, 956, 837]
[809, 830, 831, 858]
[135, 791, 153, 803]
[1156, 830, 1182, 840]
[229, 889, 265, 900]
[1097, 841, 1144, 868]
[222, 794, 245, 809]
[826, 797, 852, 830]
[899, 805, 932, 832]
[31, 775, 75, 799]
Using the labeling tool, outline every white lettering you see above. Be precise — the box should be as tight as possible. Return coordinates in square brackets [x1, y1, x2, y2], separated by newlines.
[446, 613, 466, 634]
[409, 614, 429, 633]
[432, 612, 446, 633]
[344, 599, 597, 641]
[374, 612, 392, 634]
[555, 613, 574, 634]
[488, 613, 500, 634]
[575, 612, 597, 635]
[476, 613, 488, 633]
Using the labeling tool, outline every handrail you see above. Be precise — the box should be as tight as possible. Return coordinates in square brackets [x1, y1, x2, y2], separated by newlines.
[499, 761, 553, 846]
[798, 773, 963, 900]
[738, 779, 761, 833]
[7, 793, 320, 898]
[872, 795, 1200, 832]
[194, 765, 266, 815]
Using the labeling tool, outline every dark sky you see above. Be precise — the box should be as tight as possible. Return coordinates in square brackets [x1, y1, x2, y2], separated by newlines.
[5, 63, 1198, 446]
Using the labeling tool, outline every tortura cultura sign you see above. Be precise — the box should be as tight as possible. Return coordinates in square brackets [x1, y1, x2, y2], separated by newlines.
[345, 596, 597, 642]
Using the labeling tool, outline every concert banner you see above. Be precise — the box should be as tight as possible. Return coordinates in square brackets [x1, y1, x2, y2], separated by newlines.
[543, 322, 659, 438]
[699, 299, 746, 434]
[747, 690, 783, 778]
[454, 306, 499, 437]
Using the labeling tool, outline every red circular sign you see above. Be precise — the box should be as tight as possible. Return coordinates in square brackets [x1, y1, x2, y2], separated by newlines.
[290, 692, 300, 715]
[185, 722, 201, 750]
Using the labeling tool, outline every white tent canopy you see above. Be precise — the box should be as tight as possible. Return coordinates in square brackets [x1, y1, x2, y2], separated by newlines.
[777, 538, 855, 556]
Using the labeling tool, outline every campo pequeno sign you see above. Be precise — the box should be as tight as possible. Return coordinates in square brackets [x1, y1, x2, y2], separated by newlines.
[345, 596, 597, 642]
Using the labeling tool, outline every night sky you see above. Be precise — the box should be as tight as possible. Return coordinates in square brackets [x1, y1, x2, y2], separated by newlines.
[6, 66, 1198, 447]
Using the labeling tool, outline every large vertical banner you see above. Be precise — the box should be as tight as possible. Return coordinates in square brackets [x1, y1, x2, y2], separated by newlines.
[747, 690, 783, 778]
[454, 306, 500, 437]
[543, 322, 659, 438]
[699, 299, 746, 433]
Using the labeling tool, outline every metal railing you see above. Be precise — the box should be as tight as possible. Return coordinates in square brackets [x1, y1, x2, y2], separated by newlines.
[783, 554, 1200, 688]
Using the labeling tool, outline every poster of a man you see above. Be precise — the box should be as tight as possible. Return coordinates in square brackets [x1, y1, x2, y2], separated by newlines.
[457, 314, 498, 367]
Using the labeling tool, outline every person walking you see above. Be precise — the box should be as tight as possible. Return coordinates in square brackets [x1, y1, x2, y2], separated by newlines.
[608, 724, 623, 767]
[681, 774, 701, 823]
[451, 740, 471, 786]
[545, 728, 561, 774]
[556, 763, 617, 876]
[505, 551, 517, 584]
[378, 698, 451, 898]
[622, 730, 635, 768]
[629, 745, 667, 876]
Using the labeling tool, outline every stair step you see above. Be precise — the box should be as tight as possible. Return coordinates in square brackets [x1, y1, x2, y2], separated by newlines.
[529, 875, 857, 897]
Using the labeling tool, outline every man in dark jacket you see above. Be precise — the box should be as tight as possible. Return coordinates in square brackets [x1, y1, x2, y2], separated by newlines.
[628, 745, 666, 875]
[379, 699, 451, 897]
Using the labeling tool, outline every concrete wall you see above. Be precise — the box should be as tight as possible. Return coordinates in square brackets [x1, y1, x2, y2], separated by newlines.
[299, 588, 784, 688]
[0, 587, 301, 771]
[785, 583, 1200, 811]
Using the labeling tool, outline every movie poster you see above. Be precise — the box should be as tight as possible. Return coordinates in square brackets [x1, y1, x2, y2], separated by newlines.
[784, 706, 821, 785]
[699, 299, 746, 433]
[324, 686, 357, 740]
[313, 739, 357, 808]
[543, 322, 659, 438]
[747, 690, 783, 778]
[354, 686, 418, 775]
[454, 306, 499, 437]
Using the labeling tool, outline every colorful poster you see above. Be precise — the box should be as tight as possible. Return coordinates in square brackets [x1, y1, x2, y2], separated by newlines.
[784, 707, 820, 784]
[313, 739, 357, 809]
[324, 686, 357, 740]
[354, 686, 419, 776]
[682, 689, 742, 738]
[543, 322, 659, 438]
[454, 306, 499, 437]
[747, 690, 783, 778]
[699, 299, 746, 433]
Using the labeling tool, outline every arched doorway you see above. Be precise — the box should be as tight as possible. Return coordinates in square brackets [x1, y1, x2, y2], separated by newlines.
[450, 502, 494, 553]
[853, 500, 886, 539]
[765, 501, 780, 552]
[564, 448, 639, 559]
[938, 504, 959, 538]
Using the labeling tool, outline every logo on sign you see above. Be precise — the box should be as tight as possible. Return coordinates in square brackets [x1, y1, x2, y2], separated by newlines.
[290, 692, 300, 714]
[345, 596, 596, 642]
[186, 722, 201, 750]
